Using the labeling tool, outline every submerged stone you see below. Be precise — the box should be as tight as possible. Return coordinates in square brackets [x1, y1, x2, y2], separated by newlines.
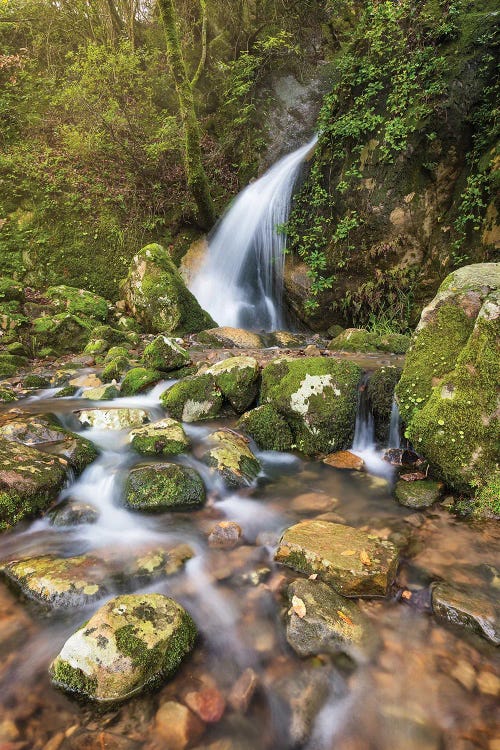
[431, 582, 500, 645]
[205, 355, 260, 413]
[125, 463, 206, 511]
[275, 520, 399, 597]
[49, 593, 197, 702]
[394, 479, 442, 508]
[201, 429, 261, 489]
[323, 451, 364, 471]
[48, 500, 100, 527]
[141, 335, 190, 372]
[129, 418, 190, 456]
[160, 374, 223, 422]
[78, 408, 148, 430]
[237, 404, 294, 451]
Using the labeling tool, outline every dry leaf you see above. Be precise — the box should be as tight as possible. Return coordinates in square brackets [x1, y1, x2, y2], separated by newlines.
[340, 550, 356, 556]
[291, 595, 306, 618]
[308, 573, 318, 580]
[337, 610, 354, 626]
[359, 550, 371, 566]
[401, 590, 412, 600]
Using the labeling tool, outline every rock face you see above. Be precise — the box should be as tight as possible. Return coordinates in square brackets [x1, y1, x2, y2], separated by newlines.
[125, 464, 206, 511]
[78, 408, 148, 430]
[394, 479, 442, 508]
[205, 356, 260, 413]
[49, 594, 197, 702]
[197, 327, 264, 349]
[161, 374, 223, 422]
[237, 404, 294, 451]
[129, 418, 189, 456]
[120, 243, 215, 334]
[260, 357, 362, 455]
[201, 429, 261, 488]
[275, 520, 399, 597]
[286, 579, 380, 662]
[431, 582, 500, 645]
[0, 438, 67, 530]
[395, 263, 500, 501]
[367, 365, 402, 444]
[141, 335, 190, 372]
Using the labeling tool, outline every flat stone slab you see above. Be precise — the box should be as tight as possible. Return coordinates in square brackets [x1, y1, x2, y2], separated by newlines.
[323, 451, 364, 470]
[432, 582, 500, 645]
[77, 408, 148, 430]
[275, 520, 399, 597]
[395, 479, 442, 508]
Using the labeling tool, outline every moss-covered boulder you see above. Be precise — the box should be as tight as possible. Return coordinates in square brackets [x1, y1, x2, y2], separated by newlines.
[0, 352, 28, 377]
[431, 582, 499, 646]
[141, 335, 190, 372]
[121, 243, 215, 334]
[0, 276, 25, 303]
[102, 356, 130, 383]
[82, 384, 120, 401]
[160, 374, 223, 422]
[84, 324, 132, 356]
[395, 263, 500, 498]
[201, 429, 261, 489]
[31, 313, 94, 355]
[286, 579, 380, 662]
[375, 333, 410, 354]
[120, 367, 162, 397]
[49, 594, 196, 703]
[394, 479, 442, 508]
[129, 418, 190, 456]
[275, 520, 399, 597]
[21, 373, 50, 389]
[205, 356, 260, 413]
[237, 404, 294, 451]
[367, 365, 402, 443]
[78, 408, 148, 430]
[328, 328, 409, 354]
[260, 357, 362, 455]
[197, 327, 264, 349]
[0, 385, 17, 403]
[0, 439, 67, 530]
[45, 285, 109, 321]
[104, 346, 130, 362]
[125, 464, 205, 512]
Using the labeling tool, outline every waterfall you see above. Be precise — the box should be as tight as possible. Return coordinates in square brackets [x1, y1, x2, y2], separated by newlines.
[388, 398, 401, 449]
[352, 375, 375, 451]
[189, 135, 318, 331]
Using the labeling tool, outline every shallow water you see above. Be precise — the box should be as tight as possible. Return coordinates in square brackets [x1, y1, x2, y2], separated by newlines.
[0, 379, 499, 750]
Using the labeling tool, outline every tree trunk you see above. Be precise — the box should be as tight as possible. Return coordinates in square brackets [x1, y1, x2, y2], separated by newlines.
[158, 0, 215, 229]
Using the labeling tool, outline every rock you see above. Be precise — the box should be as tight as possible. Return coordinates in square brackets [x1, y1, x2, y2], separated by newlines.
[129, 418, 189, 456]
[45, 285, 109, 321]
[161, 374, 223, 422]
[0, 385, 17, 403]
[228, 668, 258, 713]
[394, 479, 442, 508]
[125, 463, 205, 512]
[0, 438, 67, 530]
[204, 356, 260, 413]
[31, 313, 94, 355]
[323, 450, 364, 471]
[120, 367, 162, 396]
[102, 356, 130, 383]
[201, 429, 261, 489]
[395, 263, 500, 503]
[431, 582, 500, 645]
[105, 346, 131, 362]
[208, 521, 242, 549]
[237, 404, 294, 451]
[367, 365, 402, 443]
[48, 500, 99, 526]
[184, 686, 225, 723]
[383, 448, 423, 468]
[49, 594, 197, 702]
[197, 327, 264, 349]
[81, 384, 120, 401]
[155, 701, 205, 749]
[275, 520, 399, 597]
[77, 408, 148, 430]
[141, 335, 190, 372]
[266, 331, 306, 348]
[21, 373, 51, 389]
[260, 356, 362, 455]
[271, 667, 334, 747]
[121, 243, 215, 334]
[0, 276, 25, 303]
[328, 328, 380, 352]
[84, 325, 131, 356]
[286, 579, 380, 662]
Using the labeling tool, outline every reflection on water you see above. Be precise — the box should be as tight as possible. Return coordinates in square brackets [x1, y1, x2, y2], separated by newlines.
[0, 380, 499, 750]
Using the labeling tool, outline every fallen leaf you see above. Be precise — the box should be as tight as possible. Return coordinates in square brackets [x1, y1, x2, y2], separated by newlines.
[340, 550, 356, 556]
[291, 595, 306, 618]
[401, 590, 412, 600]
[308, 573, 318, 580]
[337, 610, 354, 626]
[360, 550, 371, 566]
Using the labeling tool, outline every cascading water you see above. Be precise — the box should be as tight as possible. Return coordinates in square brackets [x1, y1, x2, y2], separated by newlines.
[189, 136, 318, 331]
[388, 397, 402, 449]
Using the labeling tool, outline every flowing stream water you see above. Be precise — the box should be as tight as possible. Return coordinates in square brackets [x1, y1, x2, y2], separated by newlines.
[189, 136, 318, 331]
[0, 373, 499, 750]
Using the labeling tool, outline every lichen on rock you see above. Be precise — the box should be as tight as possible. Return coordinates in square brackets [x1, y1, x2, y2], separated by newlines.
[201, 428, 261, 489]
[160, 373, 223, 422]
[125, 463, 206, 511]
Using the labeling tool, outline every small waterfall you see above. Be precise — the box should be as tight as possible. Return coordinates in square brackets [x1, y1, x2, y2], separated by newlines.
[388, 398, 401, 448]
[189, 136, 318, 331]
[352, 375, 375, 452]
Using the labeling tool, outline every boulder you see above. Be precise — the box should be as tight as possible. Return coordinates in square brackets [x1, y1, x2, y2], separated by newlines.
[286, 578, 380, 662]
[161, 374, 223, 422]
[48, 500, 99, 526]
[102, 356, 130, 383]
[0, 438, 67, 530]
[237, 404, 294, 451]
[322, 451, 364, 470]
[45, 285, 109, 321]
[31, 313, 94, 355]
[431, 582, 499, 645]
[204, 356, 260, 413]
[396, 264, 500, 502]
[260, 357, 362, 455]
[77, 408, 148, 430]
[125, 464, 206, 511]
[81, 384, 120, 401]
[84, 324, 131, 356]
[201, 429, 261, 488]
[275, 519, 399, 597]
[394, 479, 442, 508]
[129, 418, 190, 456]
[21, 373, 50, 389]
[0, 276, 25, 303]
[49, 594, 197, 702]
[121, 243, 215, 334]
[197, 327, 264, 349]
[328, 328, 409, 354]
[120, 367, 162, 396]
[141, 335, 190, 372]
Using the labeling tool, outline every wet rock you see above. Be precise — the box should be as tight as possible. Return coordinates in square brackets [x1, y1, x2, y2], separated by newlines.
[184, 686, 226, 723]
[161, 374, 224, 422]
[201, 429, 261, 489]
[204, 356, 260, 413]
[275, 520, 399, 597]
[323, 451, 364, 471]
[156, 700, 205, 749]
[0, 438, 67, 531]
[383, 448, 425, 468]
[22, 373, 51, 389]
[125, 463, 206, 512]
[197, 327, 264, 349]
[77, 408, 148, 430]
[228, 668, 258, 713]
[431, 582, 500, 645]
[120, 367, 162, 396]
[129, 418, 190, 456]
[394, 479, 442, 508]
[208, 521, 242, 549]
[81, 384, 120, 401]
[48, 500, 99, 526]
[237, 404, 294, 451]
[141, 335, 190, 372]
[290, 492, 339, 514]
[286, 579, 380, 662]
[50, 594, 197, 703]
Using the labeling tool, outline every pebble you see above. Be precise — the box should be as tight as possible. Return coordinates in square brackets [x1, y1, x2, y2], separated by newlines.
[155, 701, 205, 750]
[477, 671, 500, 696]
[184, 687, 226, 723]
[228, 668, 258, 713]
[208, 521, 242, 549]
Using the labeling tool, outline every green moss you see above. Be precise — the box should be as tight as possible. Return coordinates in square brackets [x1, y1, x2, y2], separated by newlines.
[54, 385, 78, 398]
[328, 329, 380, 353]
[208, 357, 260, 414]
[45, 285, 109, 321]
[474, 475, 500, 519]
[0, 277, 24, 303]
[50, 654, 99, 698]
[31, 313, 94, 355]
[125, 464, 206, 511]
[141, 335, 189, 372]
[238, 404, 294, 451]
[367, 366, 402, 443]
[22, 374, 50, 389]
[376, 333, 410, 354]
[160, 373, 223, 422]
[102, 356, 130, 382]
[130, 419, 189, 456]
[0, 386, 17, 403]
[104, 346, 130, 362]
[120, 367, 162, 396]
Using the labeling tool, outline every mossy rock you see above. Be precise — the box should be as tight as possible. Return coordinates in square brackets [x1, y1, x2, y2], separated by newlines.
[120, 367, 162, 397]
[328, 328, 380, 353]
[102, 356, 130, 383]
[85, 325, 131, 356]
[205, 356, 260, 413]
[0, 276, 25, 303]
[121, 243, 215, 335]
[32, 313, 94, 355]
[376, 333, 410, 354]
[260, 357, 362, 455]
[81, 384, 120, 401]
[160, 374, 223, 422]
[0, 386, 17, 403]
[48, 500, 100, 527]
[78, 408, 148, 430]
[21, 373, 51, 389]
[49, 594, 197, 703]
[45, 285, 109, 321]
[432, 582, 500, 646]
[6, 341, 26, 356]
[104, 346, 130, 362]
[474, 475, 500, 520]
[125, 463, 205, 512]
[367, 366, 402, 443]
[54, 385, 79, 398]
[141, 335, 189, 372]
[394, 479, 442, 508]
[201, 429, 261, 489]
[129, 418, 190, 456]
[237, 404, 294, 451]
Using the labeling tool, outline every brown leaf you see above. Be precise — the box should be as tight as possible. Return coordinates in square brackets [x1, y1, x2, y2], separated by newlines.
[337, 610, 354, 626]
[291, 595, 306, 618]
[359, 550, 371, 566]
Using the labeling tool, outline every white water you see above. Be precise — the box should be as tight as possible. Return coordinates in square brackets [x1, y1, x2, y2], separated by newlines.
[351, 376, 394, 479]
[190, 136, 318, 331]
